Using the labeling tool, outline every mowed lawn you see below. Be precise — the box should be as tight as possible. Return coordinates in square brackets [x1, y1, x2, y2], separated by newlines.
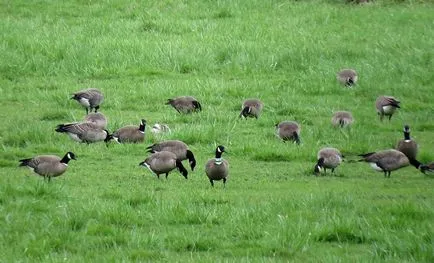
[0, 0, 433, 262]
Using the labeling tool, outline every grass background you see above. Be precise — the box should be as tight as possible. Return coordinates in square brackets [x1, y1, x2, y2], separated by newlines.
[0, 0, 433, 261]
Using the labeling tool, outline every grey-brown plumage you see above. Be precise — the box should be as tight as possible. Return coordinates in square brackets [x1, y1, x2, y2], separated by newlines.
[19, 152, 76, 181]
[396, 125, 418, 159]
[205, 145, 229, 187]
[55, 122, 109, 144]
[337, 69, 358, 87]
[139, 151, 188, 179]
[358, 149, 425, 177]
[84, 112, 107, 129]
[108, 119, 146, 144]
[376, 95, 400, 121]
[314, 147, 343, 175]
[71, 88, 104, 114]
[166, 96, 202, 113]
[276, 121, 301, 144]
[146, 140, 196, 171]
[239, 99, 264, 119]
[331, 111, 354, 128]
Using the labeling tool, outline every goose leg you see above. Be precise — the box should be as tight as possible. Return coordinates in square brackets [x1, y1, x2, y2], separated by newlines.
[223, 178, 226, 188]
[209, 179, 214, 187]
[165, 173, 169, 179]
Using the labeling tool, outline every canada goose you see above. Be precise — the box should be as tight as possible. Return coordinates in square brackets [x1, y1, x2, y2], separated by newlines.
[422, 162, 434, 174]
[396, 125, 418, 159]
[276, 121, 301, 144]
[84, 112, 107, 129]
[146, 140, 196, 171]
[139, 151, 188, 179]
[55, 122, 109, 144]
[239, 99, 264, 119]
[331, 111, 354, 128]
[151, 123, 171, 134]
[71, 88, 104, 114]
[19, 152, 76, 181]
[376, 95, 400, 121]
[337, 69, 358, 87]
[166, 96, 202, 113]
[358, 149, 426, 177]
[107, 119, 146, 144]
[205, 145, 229, 187]
[314, 147, 343, 175]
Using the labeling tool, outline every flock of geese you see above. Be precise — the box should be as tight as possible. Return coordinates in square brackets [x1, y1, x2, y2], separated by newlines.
[19, 69, 433, 186]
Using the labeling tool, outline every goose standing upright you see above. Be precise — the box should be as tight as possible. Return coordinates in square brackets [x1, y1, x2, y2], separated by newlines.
[396, 125, 418, 159]
[205, 145, 229, 187]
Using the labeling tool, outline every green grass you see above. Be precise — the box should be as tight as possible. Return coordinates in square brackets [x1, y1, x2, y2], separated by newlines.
[1, 0, 433, 261]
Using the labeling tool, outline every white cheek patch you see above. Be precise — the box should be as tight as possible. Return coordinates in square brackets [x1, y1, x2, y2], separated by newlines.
[79, 98, 90, 107]
[382, 105, 396, 114]
[369, 162, 384, 172]
[67, 153, 71, 159]
[217, 147, 222, 153]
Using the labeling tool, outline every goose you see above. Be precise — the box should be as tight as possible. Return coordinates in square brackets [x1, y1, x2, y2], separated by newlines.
[55, 122, 109, 144]
[19, 152, 76, 181]
[166, 96, 202, 113]
[83, 112, 107, 129]
[395, 125, 418, 159]
[139, 151, 188, 179]
[146, 140, 196, 171]
[71, 88, 104, 114]
[358, 149, 427, 177]
[314, 147, 343, 175]
[376, 95, 400, 121]
[151, 123, 171, 134]
[239, 99, 264, 119]
[337, 69, 358, 87]
[276, 121, 301, 144]
[107, 119, 146, 144]
[422, 162, 434, 174]
[205, 145, 229, 187]
[331, 111, 354, 128]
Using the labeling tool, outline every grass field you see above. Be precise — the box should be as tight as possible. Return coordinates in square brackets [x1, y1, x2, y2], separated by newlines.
[1, 0, 433, 262]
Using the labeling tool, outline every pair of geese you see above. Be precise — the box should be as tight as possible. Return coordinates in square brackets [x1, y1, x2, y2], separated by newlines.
[314, 125, 432, 177]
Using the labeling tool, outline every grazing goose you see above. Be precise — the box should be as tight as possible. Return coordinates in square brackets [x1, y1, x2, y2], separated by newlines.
[55, 122, 109, 144]
[376, 95, 400, 121]
[166, 96, 202, 113]
[146, 140, 196, 171]
[358, 149, 426, 177]
[107, 119, 146, 144]
[337, 69, 358, 87]
[84, 112, 107, 129]
[205, 145, 229, 187]
[19, 152, 76, 181]
[276, 121, 301, 144]
[151, 123, 171, 134]
[331, 111, 354, 128]
[314, 147, 343, 175]
[239, 99, 264, 119]
[139, 151, 188, 179]
[71, 88, 104, 114]
[396, 125, 418, 159]
[422, 162, 434, 174]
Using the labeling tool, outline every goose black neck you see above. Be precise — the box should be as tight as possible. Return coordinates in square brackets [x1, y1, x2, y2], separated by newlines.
[139, 123, 146, 132]
[61, 154, 72, 164]
[409, 158, 422, 169]
[215, 150, 223, 159]
[404, 132, 410, 140]
[186, 150, 195, 162]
